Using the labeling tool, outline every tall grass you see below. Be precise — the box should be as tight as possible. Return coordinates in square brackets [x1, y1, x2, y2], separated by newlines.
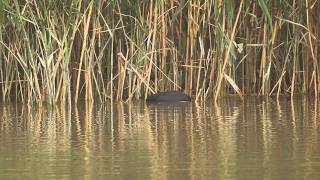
[0, 0, 319, 104]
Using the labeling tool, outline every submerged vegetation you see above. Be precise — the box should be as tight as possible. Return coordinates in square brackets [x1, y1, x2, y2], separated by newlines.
[0, 0, 319, 104]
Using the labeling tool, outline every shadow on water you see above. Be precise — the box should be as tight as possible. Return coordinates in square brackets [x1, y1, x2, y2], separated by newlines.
[0, 96, 320, 179]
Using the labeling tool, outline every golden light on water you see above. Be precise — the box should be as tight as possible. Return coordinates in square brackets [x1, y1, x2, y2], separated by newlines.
[0, 97, 320, 179]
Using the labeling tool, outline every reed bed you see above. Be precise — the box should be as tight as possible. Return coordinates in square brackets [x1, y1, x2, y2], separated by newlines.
[0, 0, 319, 104]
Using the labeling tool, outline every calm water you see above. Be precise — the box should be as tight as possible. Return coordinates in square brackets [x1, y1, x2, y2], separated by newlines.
[0, 97, 320, 179]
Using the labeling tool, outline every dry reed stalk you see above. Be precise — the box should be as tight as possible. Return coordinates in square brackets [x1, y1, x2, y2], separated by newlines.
[259, 22, 268, 95]
[214, 0, 243, 102]
[160, 0, 167, 91]
[269, 71, 285, 99]
[224, 73, 243, 99]
[86, 22, 97, 102]
[116, 42, 126, 100]
[305, 0, 318, 96]
[145, 1, 158, 99]
[75, 1, 93, 102]
[195, 37, 204, 101]
[309, 71, 317, 97]
[118, 53, 155, 100]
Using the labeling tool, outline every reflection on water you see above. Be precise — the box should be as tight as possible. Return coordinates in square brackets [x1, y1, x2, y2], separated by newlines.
[0, 97, 320, 179]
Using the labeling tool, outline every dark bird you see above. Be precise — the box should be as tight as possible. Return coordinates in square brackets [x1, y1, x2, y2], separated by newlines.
[146, 91, 191, 102]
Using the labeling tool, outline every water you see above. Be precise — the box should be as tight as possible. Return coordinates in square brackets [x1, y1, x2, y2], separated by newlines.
[0, 97, 320, 179]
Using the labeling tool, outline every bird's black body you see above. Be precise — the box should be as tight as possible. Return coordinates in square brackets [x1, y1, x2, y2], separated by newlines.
[146, 91, 191, 102]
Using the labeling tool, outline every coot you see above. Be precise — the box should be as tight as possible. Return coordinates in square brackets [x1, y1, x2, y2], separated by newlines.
[146, 91, 191, 102]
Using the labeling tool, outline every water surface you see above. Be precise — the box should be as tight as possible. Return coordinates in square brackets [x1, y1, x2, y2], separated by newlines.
[0, 97, 320, 179]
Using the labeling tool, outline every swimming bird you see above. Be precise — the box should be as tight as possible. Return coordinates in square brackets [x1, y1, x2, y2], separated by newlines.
[146, 91, 191, 102]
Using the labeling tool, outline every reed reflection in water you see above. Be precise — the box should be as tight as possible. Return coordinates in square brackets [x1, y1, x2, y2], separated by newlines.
[0, 97, 320, 179]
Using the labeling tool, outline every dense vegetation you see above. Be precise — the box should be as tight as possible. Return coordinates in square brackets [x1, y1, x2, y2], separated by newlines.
[0, 0, 319, 104]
